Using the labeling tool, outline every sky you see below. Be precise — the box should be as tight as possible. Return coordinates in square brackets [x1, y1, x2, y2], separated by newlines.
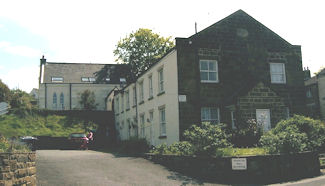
[0, 0, 324, 92]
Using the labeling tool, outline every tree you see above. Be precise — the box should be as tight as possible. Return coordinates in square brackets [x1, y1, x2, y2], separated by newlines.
[0, 79, 11, 103]
[10, 89, 34, 110]
[78, 90, 97, 110]
[113, 28, 174, 78]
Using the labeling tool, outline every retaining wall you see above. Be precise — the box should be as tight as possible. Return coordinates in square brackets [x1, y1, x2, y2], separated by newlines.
[0, 152, 36, 186]
[146, 151, 320, 184]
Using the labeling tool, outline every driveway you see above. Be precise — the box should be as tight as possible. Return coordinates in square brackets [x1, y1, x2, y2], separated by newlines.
[36, 150, 223, 186]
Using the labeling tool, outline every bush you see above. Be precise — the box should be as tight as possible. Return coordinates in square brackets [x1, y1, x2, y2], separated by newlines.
[0, 135, 30, 153]
[231, 119, 263, 147]
[150, 141, 194, 155]
[118, 137, 149, 155]
[259, 115, 325, 153]
[183, 122, 232, 155]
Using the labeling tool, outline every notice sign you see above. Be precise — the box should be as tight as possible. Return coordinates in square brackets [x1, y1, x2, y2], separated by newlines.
[231, 158, 247, 170]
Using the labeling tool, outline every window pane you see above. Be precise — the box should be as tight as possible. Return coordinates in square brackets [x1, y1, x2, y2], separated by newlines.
[200, 72, 208, 80]
[209, 61, 216, 71]
[209, 72, 217, 81]
[200, 61, 208, 70]
[210, 108, 218, 120]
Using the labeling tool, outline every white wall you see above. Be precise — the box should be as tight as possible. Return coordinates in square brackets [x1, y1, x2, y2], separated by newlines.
[113, 50, 180, 146]
[38, 83, 117, 110]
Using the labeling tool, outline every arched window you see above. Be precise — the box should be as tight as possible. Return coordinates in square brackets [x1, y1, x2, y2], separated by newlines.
[60, 93, 64, 109]
[53, 93, 57, 109]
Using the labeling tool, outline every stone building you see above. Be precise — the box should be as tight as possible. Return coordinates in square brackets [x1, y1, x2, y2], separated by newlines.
[109, 10, 306, 145]
[38, 56, 128, 111]
[305, 68, 325, 120]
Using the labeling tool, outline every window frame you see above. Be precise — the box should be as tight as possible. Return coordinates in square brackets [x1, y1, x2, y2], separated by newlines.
[132, 86, 137, 106]
[270, 63, 286, 84]
[199, 60, 219, 83]
[200, 107, 220, 124]
[158, 68, 164, 93]
[148, 75, 153, 98]
[140, 114, 145, 138]
[139, 81, 144, 102]
[159, 106, 166, 136]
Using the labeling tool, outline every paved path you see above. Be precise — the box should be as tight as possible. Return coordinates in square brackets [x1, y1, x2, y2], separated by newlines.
[36, 150, 223, 186]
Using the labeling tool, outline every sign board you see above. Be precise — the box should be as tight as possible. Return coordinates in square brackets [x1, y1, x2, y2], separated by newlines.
[231, 158, 247, 170]
[178, 95, 187, 102]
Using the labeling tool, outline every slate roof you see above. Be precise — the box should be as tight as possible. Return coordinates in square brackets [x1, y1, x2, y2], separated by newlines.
[189, 9, 295, 51]
[42, 62, 129, 84]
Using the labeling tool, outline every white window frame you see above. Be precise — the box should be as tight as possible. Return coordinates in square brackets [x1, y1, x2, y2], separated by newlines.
[200, 60, 219, 83]
[256, 109, 271, 132]
[270, 63, 286, 84]
[139, 81, 144, 102]
[89, 77, 96, 82]
[159, 106, 166, 136]
[201, 107, 220, 124]
[158, 68, 164, 93]
[148, 75, 153, 98]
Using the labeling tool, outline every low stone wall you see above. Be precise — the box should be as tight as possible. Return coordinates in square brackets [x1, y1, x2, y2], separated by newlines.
[146, 151, 320, 184]
[0, 152, 36, 186]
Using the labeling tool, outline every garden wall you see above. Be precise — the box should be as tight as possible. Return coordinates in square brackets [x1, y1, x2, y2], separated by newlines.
[146, 151, 320, 184]
[0, 152, 36, 186]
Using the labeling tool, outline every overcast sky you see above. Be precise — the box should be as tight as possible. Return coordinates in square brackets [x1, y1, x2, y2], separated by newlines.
[0, 0, 324, 92]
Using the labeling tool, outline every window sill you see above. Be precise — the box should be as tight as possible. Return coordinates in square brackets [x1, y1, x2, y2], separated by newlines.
[200, 80, 219, 83]
[139, 101, 144, 105]
[271, 82, 286, 84]
[157, 91, 165, 96]
[148, 96, 153, 101]
[159, 135, 167, 139]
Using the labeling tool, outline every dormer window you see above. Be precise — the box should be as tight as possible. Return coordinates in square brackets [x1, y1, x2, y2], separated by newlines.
[81, 77, 89, 82]
[51, 77, 63, 83]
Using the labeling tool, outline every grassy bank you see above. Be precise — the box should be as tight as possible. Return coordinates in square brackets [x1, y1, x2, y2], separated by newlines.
[0, 112, 86, 137]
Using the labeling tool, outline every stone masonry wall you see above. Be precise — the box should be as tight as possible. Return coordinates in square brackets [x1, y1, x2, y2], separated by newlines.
[0, 153, 36, 186]
[238, 82, 287, 127]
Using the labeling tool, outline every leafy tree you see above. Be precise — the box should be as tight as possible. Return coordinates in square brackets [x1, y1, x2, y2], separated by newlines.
[113, 28, 174, 78]
[10, 89, 34, 110]
[78, 90, 97, 110]
[0, 79, 11, 103]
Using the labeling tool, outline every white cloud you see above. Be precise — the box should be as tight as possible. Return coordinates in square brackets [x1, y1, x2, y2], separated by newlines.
[0, 41, 41, 58]
[0, 66, 39, 92]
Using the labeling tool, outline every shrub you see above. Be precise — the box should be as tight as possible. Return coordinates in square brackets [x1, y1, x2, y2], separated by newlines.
[231, 119, 263, 147]
[0, 135, 30, 153]
[183, 122, 232, 155]
[118, 137, 149, 154]
[150, 141, 194, 155]
[259, 115, 325, 153]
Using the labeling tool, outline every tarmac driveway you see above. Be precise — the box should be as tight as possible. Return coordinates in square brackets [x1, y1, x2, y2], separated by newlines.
[36, 150, 223, 186]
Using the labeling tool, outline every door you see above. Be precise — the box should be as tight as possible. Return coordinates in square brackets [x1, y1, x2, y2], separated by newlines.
[256, 109, 271, 131]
